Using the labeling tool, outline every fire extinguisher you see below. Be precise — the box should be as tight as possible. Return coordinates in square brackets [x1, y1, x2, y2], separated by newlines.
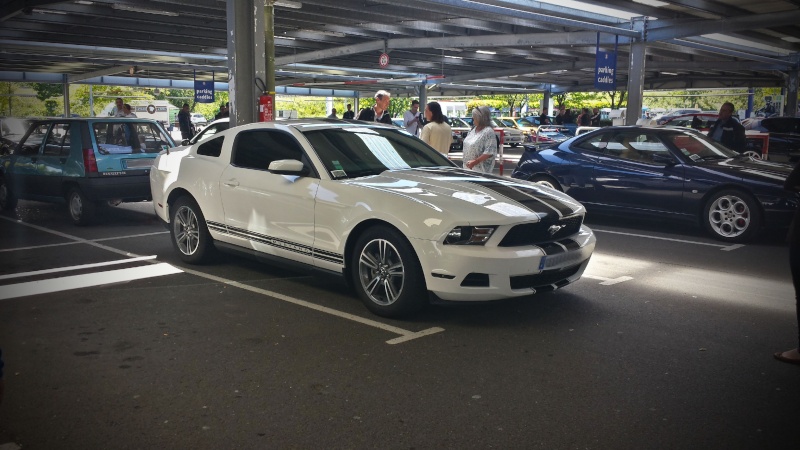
[256, 78, 274, 122]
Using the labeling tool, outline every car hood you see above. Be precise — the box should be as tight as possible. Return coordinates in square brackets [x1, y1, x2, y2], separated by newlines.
[695, 156, 792, 185]
[760, 117, 800, 134]
[343, 167, 584, 224]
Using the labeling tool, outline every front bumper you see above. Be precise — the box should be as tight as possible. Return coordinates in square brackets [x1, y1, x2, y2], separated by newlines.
[412, 226, 596, 301]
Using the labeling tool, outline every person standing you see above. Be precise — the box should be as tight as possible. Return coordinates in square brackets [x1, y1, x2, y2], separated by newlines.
[463, 106, 497, 173]
[403, 100, 422, 136]
[356, 90, 393, 124]
[343, 103, 355, 119]
[708, 102, 745, 152]
[113, 97, 125, 117]
[775, 162, 800, 365]
[420, 101, 452, 155]
[554, 107, 565, 125]
[178, 103, 193, 140]
[590, 108, 601, 126]
[122, 104, 137, 118]
[327, 108, 337, 119]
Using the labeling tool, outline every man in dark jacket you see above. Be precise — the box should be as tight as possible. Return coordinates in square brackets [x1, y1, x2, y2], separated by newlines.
[356, 90, 393, 124]
[708, 102, 746, 152]
[177, 103, 193, 140]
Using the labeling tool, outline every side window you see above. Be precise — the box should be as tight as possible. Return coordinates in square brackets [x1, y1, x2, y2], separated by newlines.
[573, 131, 612, 153]
[18, 123, 50, 155]
[43, 123, 71, 156]
[232, 130, 303, 170]
[197, 135, 224, 157]
[607, 133, 669, 164]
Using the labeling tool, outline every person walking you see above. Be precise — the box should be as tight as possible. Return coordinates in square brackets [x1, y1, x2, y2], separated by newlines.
[356, 90, 393, 124]
[420, 101, 452, 155]
[462, 106, 497, 173]
[708, 102, 745, 152]
[775, 162, 800, 365]
[403, 100, 423, 136]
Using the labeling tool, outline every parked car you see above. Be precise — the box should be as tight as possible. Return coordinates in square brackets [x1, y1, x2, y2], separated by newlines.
[661, 113, 719, 131]
[461, 117, 525, 147]
[534, 127, 571, 143]
[654, 108, 703, 125]
[0, 117, 175, 224]
[190, 113, 207, 127]
[150, 120, 596, 317]
[0, 117, 33, 154]
[742, 116, 800, 163]
[511, 126, 797, 243]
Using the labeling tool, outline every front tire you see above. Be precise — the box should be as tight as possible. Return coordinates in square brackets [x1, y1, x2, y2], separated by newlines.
[702, 189, 761, 243]
[170, 196, 215, 264]
[351, 226, 427, 317]
[67, 187, 96, 225]
[0, 177, 18, 210]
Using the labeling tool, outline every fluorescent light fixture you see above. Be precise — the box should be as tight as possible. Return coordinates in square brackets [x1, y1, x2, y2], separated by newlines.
[31, 8, 68, 15]
[74, 1, 94, 5]
[299, 29, 345, 37]
[113, 4, 179, 16]
[436, 48, 463, 52]
[661, 72, 678, 75]
[273, 0, 302, 8]
[476, 50, 496, 55]
[278, 35, 296, 40]
[443, 55, 463, 59]
[633, 0, 669, 6]
[782, 36, 800, 43]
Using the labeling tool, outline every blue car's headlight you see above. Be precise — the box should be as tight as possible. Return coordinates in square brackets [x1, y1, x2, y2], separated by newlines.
[444, 226, 497, 245]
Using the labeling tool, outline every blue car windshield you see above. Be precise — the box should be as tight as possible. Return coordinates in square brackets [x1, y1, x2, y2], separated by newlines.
[303, 127, 454, 179]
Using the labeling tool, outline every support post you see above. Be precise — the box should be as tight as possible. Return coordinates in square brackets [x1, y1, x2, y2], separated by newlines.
[787, 69, 798, 117]
[62, 74, 70, 118]
[625, 17, 647, 125]
[226, 0, 265, 126]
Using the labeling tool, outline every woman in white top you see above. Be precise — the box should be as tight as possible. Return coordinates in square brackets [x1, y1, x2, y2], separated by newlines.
[462, 106, 496, 173]
[419, 101, 452, 155]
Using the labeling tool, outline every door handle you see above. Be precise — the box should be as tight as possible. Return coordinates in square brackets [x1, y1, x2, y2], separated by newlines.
[223, 179, 239, 187]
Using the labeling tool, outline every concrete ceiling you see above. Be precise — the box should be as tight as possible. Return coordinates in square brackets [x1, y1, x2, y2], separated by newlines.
[1, 0, 799, 96]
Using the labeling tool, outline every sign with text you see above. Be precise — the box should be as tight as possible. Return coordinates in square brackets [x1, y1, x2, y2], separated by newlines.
[194, 80, 214, 103]
[594, 50, 617, 91]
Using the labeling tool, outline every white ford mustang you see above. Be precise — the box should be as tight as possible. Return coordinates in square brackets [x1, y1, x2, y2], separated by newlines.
[150, 120, 596, 317]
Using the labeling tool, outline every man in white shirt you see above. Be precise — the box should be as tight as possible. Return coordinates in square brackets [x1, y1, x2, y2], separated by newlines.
[403, 100, 422, 135]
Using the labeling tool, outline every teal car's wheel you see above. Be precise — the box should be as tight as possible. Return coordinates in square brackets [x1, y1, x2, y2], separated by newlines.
[67, 187, 96, 225]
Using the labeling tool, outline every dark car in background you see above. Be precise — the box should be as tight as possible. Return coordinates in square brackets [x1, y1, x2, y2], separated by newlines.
[511, 126, 797, 243]
[747, 116, 800, 163]
[0, 117, 175, 224]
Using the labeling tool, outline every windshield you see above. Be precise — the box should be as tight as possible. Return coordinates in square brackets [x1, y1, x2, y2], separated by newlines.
[2, 118, 33, 138]
[303, 127, 454, 179]
[668, 130, 740, 161]
[497, 119, 516, 127]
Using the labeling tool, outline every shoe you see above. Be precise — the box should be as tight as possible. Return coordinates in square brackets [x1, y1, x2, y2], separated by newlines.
[773, 350, 800, 365]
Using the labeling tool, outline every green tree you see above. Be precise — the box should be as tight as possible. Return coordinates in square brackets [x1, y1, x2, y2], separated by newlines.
[31, 83, 63, 101]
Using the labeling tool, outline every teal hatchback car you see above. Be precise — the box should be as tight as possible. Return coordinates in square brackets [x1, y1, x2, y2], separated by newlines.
[0, 117, 175, 224]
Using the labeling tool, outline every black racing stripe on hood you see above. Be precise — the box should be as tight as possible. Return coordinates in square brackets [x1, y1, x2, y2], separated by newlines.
[409, 167, 576, 216]
[466, 180, 575, 217]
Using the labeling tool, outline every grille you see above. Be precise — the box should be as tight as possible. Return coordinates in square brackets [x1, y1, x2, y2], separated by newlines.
[509, 264, 582, 290]
[461, 273, 490, 287]
[499, 214, 583, 247]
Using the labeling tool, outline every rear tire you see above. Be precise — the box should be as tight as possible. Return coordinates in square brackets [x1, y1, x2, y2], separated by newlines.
[702, 189, 761, 243]
[170, 196, 215, 264]
[67, 187, 96, 225]
[0, 176, 17, 210]
[529, 175, 562, 192]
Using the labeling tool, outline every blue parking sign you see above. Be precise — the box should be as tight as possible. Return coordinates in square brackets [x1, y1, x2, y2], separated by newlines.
[194, 80, 214, 103]
[594, 50, 616, 91]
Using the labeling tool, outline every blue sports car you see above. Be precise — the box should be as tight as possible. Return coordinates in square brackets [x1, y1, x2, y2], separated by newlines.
[511, 126, 798, 243]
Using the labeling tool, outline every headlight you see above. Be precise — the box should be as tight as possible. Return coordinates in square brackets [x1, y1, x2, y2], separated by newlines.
[444, 226, 497, 245]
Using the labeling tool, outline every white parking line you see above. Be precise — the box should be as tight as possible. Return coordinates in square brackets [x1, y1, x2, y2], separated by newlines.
[0, 263, 183, 300]
[582, 274, 634, 285]
[592, 228, 744, 251]
[0, 216, 445, 345]
[0, 255, 158, 281]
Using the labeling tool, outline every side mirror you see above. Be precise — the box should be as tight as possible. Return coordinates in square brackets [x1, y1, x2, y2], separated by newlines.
[268, 159, 308, 175]
[181, 139, 190, 146]
[652, 154, 677, 166]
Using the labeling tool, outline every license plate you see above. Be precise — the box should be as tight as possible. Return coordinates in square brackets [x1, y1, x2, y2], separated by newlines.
[124, 158, 155, 169]
[538, 250, 585, 270]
